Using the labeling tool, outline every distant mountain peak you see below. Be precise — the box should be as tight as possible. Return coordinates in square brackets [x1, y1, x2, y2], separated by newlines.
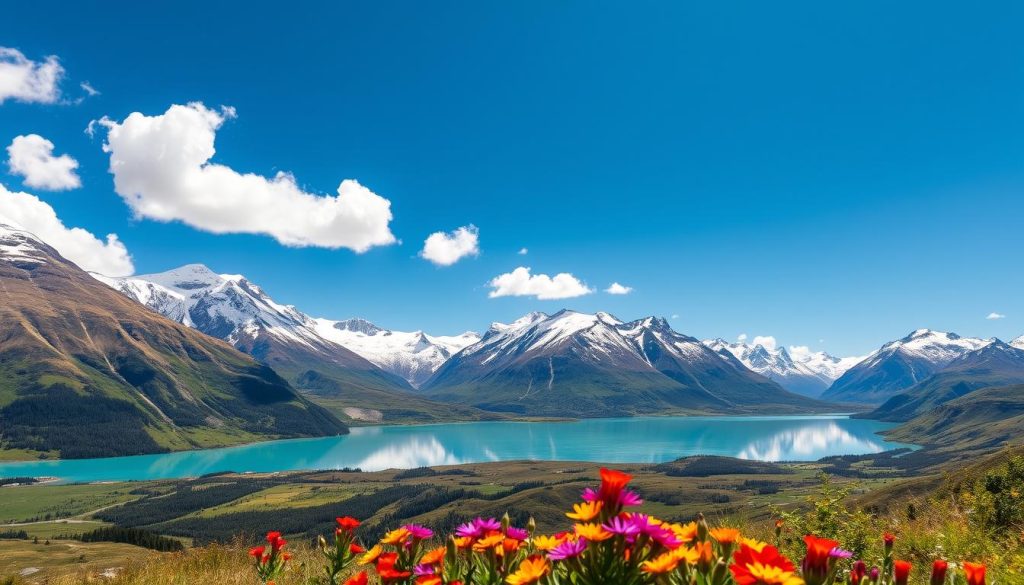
[334, 318, 387, 336]
[1013, 335, 1024, 350]
[699, 338, 859, 398]
[0, 223, 49, 267]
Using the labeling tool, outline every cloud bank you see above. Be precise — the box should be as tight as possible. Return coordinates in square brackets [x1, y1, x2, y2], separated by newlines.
[0, 183, 133, 275]
[420, 225, 479, 266]
[7, 134, 81, 190]
[97, 102, 396, 251]
[0, 47, 64, 104]
[487, 266, 593, 300]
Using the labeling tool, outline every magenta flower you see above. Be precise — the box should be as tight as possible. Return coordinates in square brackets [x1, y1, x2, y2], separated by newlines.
[648, 525, 682, 548]
[581, 487, 598, 502]
[830, 547, 854, 559]
[474, 517, 502, 532]
[414, 564, 435, 576]
[403, 524, 434, 540]
[548, 538, 587, 561]
[626, 513, 659, 534]
[506, 527, 529, 541]
[619, 489, 644, 507]
[603, 515, 641, 536]
[455, 521, 480, 538]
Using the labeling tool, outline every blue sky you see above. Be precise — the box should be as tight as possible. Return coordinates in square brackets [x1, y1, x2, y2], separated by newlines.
[1, 1, 1022, 356]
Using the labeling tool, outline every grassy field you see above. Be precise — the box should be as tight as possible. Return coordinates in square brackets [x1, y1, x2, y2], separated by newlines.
[0, 539, 155, 581]
[0, 483, 140, 524]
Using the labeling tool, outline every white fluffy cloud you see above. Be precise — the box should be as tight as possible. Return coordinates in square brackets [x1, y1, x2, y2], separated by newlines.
[737, 333, 748, 342]
[751, 335, 777, 350]
[420, 225, 479, 266]
[0, 47, 63, 104]
[96, 103, 396, 251]
[487, 266, 593, 300]
[518, 247, 528, 255]
[0, 183, 133, 275]
[986, 312, 1006, 320]
[605, 282, 633, 295]
[7, 134, 81, 190]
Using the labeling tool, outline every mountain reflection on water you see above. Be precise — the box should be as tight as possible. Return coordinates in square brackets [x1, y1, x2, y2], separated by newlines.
[0, 415, 914, 483]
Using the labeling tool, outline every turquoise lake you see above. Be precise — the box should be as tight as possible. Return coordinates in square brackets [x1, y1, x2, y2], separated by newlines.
[0, 415, 913, 483]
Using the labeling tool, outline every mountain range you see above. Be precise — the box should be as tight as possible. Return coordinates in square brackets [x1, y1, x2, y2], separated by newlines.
[701, 339, 860, 398]
[0, 225, 346, 459]
[420, 311, 833, 417]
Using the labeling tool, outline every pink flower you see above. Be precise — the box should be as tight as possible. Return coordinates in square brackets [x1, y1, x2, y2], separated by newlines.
[548, 538, 587, 561]
[603, 515, 641, 536]
[403, 524, 434, 540]
[506, 527, 529, 541]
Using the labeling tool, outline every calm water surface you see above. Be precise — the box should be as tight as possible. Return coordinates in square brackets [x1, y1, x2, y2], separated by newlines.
[0, 415, 913, 483]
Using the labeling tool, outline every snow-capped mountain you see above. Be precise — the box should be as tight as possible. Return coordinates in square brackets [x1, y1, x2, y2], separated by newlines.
[92, 265, 475, 392]
[821, 329, 993, 404]
[1012, 335, 1024, 350]
[422, 310, 830, 417]
[0, 224, 49, 268]
[701, 339, 861, 398]
[312, 318, 479, 387]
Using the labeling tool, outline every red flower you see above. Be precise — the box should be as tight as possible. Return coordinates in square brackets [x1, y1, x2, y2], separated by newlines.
[375, 552, 411, 582]
[249, 545, 266, 558]
[598, 468, 633, 507]
[931, 560, 948, 585]
[883, 532, 896, 547]
[266, 531, 282, 543]
[894, 560, 912, 585]
[963, 562, 986, 585]
[350, 543, 366, 554]
[337, 516, 361, 531]
[730, 544, 797, 585]
[803, 535, 840, 572]
[344, 572, 368, 585]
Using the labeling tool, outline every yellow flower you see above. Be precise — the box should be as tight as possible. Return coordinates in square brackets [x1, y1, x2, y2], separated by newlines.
[641, 552, 680, 574]
[710, 527, 741, 545]
[566, 501, 603, 522]
[670, 521, 699, 544]
[381, 527, 411, 545]
[507, 557, 550, 585]
[358, 544, 383, 565]
[453, 536, 474, 549]
[740, 563, 805, 585]
[531, 534, 562, 551]
[740, 537, 768, 552]
[574, 523, 613, 542]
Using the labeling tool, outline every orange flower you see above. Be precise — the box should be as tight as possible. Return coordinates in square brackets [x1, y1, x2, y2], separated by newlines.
[420, 546, 446, 565]
[894, 560, 912, 585]
[416, 577, 442, 585]
[670, 545, 702, 565]
[641, 551, 680, 574]
[473, 532, 505, 552]
[671, 521, 699, 544]
[453, 536, 474, 549]
[802, 535, 839, 575]
[381, 527, 411, 545]
[730, 544, 801, 585]
[963, 562, 986, 585]
[574, 522, 613, 542]
[566, 500, 603, 521]
[358, 544, 383, 565]
[507, 556, 549, 585]
[711, 527, 742, 545]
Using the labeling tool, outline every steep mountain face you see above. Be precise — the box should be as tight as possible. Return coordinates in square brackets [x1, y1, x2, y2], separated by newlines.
[422, 310, 832, 417]
[0, 225, 346, 459]
[94, 266, 490, 423]
[821, 329, 992, 404]
[702, 340, 860, 398]
[311, 318, 479, 387]
[866, 341, 1024, 422]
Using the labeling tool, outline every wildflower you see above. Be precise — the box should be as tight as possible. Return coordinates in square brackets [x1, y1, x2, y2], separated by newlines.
[376, 552, 412, 581]
[337, 516, 361, 532]
[648, 524, 683, 549]
[669, 545, 702, 565]
[597, 467, 633, 507]
[894, 560, 912, 585]
[574, 523, 613, 542]
[249, 546, 266, 558]
[869, 567, 880, 582]
[830, 548, 853, 560]
[350, 543, 365, 554]
[641, 552, 680, 574]
[711, 527, 742, 545]
[603, 515, 641, 536]
[850, 560, 867, 585]
[801, 535, 840, 585]
[267, 532, 287, 551]
[416, 577, 442, 585]
[731, 543, 800, 585]
[740, 538, 768, 553]
[619, 489, 644, 507]
[358, 544, 383, 565]
[566, 500, 603, 522]
[671, 521, 699, 544]
[473, 532, 506, 552]
[404, 524, 434, 540]
[453, 536, 474, 549]
[414, 564, 435, 576]
[963, 562, 986, 585]
[507, 556, 549, 585]
[532, 534, 562, 551]
[930, 560, 948, 585]
[507, 526, 529, 541]
[883, 532, 896, 549]
[548, 538, 587, 561]
[420, 546, 445, 565]
[344, 573, 368, 585]
[381, 527, 412, 545]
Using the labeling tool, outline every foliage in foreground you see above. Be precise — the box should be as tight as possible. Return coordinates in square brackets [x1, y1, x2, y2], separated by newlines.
[246, 469, 990, 585]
